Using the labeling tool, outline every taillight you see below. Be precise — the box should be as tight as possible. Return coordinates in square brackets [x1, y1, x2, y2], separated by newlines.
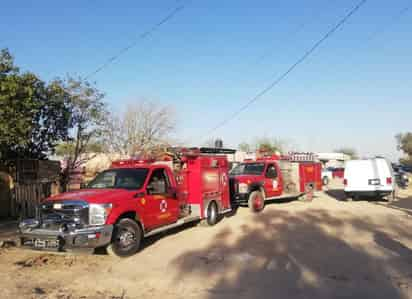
[386, 177, 392, 185]
[344, 179, 347, 186]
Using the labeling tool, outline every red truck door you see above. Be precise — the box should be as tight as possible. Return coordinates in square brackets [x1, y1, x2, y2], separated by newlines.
[145, 167, 179, 228]
[264, 163, 282, 198]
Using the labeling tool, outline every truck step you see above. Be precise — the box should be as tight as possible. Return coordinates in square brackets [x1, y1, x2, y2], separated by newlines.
[144, 215, 201, 238]
[265, 193, 302, 201]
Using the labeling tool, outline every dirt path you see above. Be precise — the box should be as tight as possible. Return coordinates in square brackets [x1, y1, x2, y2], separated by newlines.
[1, 182, 412, 299]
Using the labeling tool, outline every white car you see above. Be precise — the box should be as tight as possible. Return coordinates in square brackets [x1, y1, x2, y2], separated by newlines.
[344, 157, 396, 200]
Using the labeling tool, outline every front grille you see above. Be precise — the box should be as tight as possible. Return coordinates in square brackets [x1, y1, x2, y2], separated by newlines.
[40, 200, 89, 231]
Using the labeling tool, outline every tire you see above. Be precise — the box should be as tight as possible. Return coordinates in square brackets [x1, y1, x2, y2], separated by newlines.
[107, 218, 142, 258]
[248, 191, 265, 213]
[206, 201, 219, 226]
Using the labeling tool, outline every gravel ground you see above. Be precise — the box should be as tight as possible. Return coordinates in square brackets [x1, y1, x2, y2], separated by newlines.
[1, 180, 412, 299]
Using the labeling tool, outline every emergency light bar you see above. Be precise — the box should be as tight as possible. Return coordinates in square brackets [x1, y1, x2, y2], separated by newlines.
[287, 152, 316, 162]
[167, 147, 236, 155]
[258, 152, 317, 162]
[111, 158, 155, 167]
[199, 147, 236, 154]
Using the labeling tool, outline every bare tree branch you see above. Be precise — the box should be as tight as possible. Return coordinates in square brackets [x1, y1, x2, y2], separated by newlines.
[103, 100, 176, 157]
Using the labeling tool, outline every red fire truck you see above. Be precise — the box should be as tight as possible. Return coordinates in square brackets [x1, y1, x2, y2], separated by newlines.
[19, 148, 235, 257]
[229, 153, 322, 212]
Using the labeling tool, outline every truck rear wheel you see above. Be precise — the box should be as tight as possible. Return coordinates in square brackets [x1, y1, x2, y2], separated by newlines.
[248, 191, 265, 212]
[206, 201, 219, 226]
[107, 218, 142, 258]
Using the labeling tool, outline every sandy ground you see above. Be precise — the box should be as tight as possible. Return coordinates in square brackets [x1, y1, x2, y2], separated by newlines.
[1, 180, 412, 299]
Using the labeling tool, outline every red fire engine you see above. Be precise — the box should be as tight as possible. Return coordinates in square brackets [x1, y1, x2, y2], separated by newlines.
[19, 148, 235, 257]
[229, 152, 322, 212]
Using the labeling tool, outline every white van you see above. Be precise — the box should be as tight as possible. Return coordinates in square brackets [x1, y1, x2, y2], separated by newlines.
[344, 158, 396, 200]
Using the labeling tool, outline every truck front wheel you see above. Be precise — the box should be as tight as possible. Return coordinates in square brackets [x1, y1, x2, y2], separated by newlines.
[248, 191, 265, 212]
[107, 218, 142, 257]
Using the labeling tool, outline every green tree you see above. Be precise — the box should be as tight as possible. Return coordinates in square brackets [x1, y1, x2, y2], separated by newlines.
[0, 49, 71, 160]
[56, 77, 107, 190]
[334, 147, 358, 159]
[256, 137, 284, 154]
[396, 132, 412, 165]
[238, 142, 251, 152]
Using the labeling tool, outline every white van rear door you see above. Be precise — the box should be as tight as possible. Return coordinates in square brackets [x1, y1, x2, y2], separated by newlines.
[345, 160, 376, 191]
[375, 158, 393, 191]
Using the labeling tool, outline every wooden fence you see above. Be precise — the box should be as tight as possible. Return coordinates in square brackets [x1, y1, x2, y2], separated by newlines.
[12, 182, 59, 219]
[0, 160, 61, 220]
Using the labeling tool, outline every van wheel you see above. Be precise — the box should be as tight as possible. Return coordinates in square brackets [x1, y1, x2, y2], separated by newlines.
[107, 218, 142, 257]
[248, 191, 265, 212]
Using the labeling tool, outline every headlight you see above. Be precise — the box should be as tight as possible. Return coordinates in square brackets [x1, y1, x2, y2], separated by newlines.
[89, 203, 112, 226]
[238, 183, 249, 194]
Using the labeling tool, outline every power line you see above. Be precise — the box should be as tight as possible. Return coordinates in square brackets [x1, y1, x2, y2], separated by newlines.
[366, 4, 410, 42]
[84, 3, 187, 80]
[207, 0, 367, 136]
[255, 0, 335, 65]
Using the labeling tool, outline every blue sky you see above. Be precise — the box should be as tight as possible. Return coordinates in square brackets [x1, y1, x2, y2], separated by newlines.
[1, 0, 411, 161]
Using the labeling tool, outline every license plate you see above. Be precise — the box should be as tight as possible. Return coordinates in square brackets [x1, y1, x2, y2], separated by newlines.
[34, 238, 59, 249]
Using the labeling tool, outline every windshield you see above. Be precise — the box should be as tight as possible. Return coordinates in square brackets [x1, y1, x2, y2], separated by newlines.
[230, 163, 265, 175]
[87, 168, 149, 190]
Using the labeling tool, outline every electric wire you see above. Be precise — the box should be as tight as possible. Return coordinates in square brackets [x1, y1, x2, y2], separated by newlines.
[206, 0, 368, 136]
[84, 3, 188, 80]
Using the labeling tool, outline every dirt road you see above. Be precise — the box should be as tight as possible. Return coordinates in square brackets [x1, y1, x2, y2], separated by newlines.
[1, 182, 412, 299]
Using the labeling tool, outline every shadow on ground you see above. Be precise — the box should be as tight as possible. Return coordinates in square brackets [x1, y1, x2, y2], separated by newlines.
[373, 192, 412, 217]
[170, 209, 412, 299]
[325, 188, 389, 203]
[0, 221, 18, 242]
[325, 188, 348, 201]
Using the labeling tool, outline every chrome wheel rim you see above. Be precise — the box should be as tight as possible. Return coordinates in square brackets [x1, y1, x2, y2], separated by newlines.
[117, 228, 136, 248]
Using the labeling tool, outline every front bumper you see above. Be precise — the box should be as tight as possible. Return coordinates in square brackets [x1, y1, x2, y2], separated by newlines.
[19, 225, 113, 252]
[231, 193, 249, 205]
